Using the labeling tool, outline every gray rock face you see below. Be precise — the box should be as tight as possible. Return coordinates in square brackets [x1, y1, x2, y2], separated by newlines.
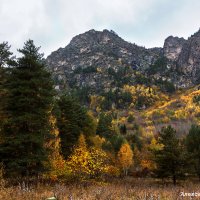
[164, 36, 186, 61]
[46, 29, 200, 92]
[46, 29, 161, 92]
[177, 30, 200, 84]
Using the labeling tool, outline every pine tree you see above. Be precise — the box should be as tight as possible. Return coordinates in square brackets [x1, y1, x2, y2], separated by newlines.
[0, 42, 13, 132]
[0, 40, 55, 177]
[96, 112, 113, 139]
[57, 95, 96, 159]
[154, 126, 186, 185]
[120, 124, 127, 135]
[110, 134, 126, 153]
[0, 42, 13, 67]
[186, 124, 200, 180]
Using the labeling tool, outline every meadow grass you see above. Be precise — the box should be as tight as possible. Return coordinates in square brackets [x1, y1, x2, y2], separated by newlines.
[1, 177, 200, 200]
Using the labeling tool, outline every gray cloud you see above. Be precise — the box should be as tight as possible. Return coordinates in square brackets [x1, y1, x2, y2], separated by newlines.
[0, 0, 200, 57]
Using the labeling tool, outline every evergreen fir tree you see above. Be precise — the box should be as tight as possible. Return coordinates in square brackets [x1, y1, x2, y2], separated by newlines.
[154, 126, 186, 185]
[0, 42, 13, 67]
[120, 124, 127, 135]
[57, 95, 95, 159]
[0, 42, 13, 131]
[186, 124, 200, 180]
[0, 40, 55, 177]
[96, 112, 113, 139]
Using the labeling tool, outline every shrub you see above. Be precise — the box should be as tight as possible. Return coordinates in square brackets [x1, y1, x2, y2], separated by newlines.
[127, 114, 135, 123]
[67, 134, 116, 180]
[193, 94, 200, 105]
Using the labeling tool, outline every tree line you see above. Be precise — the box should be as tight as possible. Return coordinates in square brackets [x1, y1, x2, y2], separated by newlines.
[0, 40, 200, 186]
[0, 41, 95, 178]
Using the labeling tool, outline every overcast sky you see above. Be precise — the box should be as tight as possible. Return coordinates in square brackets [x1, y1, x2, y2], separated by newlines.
[0, 0, 200, 57]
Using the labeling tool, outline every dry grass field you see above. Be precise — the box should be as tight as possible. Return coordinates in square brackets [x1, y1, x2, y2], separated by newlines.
[1, 178, 200, 200]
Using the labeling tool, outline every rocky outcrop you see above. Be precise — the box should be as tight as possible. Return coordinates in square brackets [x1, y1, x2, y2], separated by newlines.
[46, 28, 200, 92]
[46, 29, 162, 92]
[177, 29, 200, 84]
[164, 36, 186, 61]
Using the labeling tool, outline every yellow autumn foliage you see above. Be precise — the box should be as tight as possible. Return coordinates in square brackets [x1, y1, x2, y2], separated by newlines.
[44, 115, 69, 181]
[149, 137, 164, 151]
[89, 95, 105, 112]
[118, 143, 133, 175]
[123, 84, 160, 108]
[89, 135, 105, 149]
[67, 134, 117, 180]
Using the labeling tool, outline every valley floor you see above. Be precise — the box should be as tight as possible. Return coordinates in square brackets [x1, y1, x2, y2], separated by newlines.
[1, 178, 200, 200]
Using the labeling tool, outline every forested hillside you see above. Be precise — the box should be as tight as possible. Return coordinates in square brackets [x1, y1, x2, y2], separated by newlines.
[1, 31, 200, 199]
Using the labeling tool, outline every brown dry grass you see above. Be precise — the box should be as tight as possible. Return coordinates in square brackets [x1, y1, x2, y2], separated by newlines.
[1, 178, 200, 200]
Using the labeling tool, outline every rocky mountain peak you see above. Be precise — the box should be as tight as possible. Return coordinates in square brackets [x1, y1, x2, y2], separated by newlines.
[69, 29, 122, 48]
[46, 28, 200, 92]
[46, 29, 162, 92]
[163, 36, 186, 61]
[176, 29, 200, 84]
[190, 28, 200, 38]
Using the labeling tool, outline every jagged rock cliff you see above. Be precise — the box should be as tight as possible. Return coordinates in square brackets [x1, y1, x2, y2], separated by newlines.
[46, 29, 200, 92]
[177, 30, 200, 84]
[46, 29, 162, 92]
[161, 29, 200, 87]
[163, 36, 186, 61]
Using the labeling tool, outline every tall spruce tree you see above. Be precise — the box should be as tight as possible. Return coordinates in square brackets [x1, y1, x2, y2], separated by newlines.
[0, 40, 55, 177]
[186, 124, 200, 180]
[0, 42, 13, 131]
[57, 95, 96, 159]
[96, 112, 113, 139]
[0, 42, 13, 66]
[154, 126, 186, 185]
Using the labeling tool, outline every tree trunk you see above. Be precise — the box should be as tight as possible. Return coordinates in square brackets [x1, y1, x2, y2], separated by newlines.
[173, 175, 176, 185]
[198, 158, 200, 182]
[198, 174, 200, 182]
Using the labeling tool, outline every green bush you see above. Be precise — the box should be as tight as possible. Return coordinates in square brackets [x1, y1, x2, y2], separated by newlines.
[127, 114, 135, 122]
[193, 95, 200, 105]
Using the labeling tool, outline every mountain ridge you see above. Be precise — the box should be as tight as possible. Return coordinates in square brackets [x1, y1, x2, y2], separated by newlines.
[46, 28, 200, 93]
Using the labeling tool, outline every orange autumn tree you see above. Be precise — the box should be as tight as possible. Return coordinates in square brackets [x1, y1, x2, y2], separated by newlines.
[46, 115, 69, 180]
[118, 143, 133, 176]
[140, 137, 164, 172]
[89, 135, 120, 177]
[67, 133, 91, 179]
